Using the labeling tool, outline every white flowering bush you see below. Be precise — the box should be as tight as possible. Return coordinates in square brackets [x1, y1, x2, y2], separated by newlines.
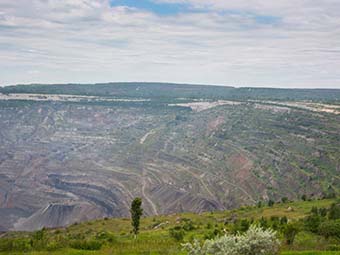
[236, 225, 280, 255]
[182, 239, 209, 255]
[205, 234, 239, 255]
[182, 225, 280, 255]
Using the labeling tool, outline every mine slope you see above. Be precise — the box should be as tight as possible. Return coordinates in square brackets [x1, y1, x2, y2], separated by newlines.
[0, 83, 339, 231]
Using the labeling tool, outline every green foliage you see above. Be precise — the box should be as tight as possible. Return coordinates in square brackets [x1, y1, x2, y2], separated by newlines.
[31, 228, 47, 250]
[282, 252, 340, 255]
[282, 197, 289, 203]
[327, 245, 340, 251]
[45, 241, 59, 251]
[320, 208, 328, 217]
[304, 214, 322, 233]
[280, 216, 288, 225]
[268, 200, 275, 207]
[328, 203, 340, 220]
[323, 187, 337, 199]
[0, 238, 32, 252]
[169, 226, 185, 241]
[311, 207, 319, 215]
[130, 197, 143, 236]
[0, 197, 339, 254]
[318, 220, 340, 239]
[169, 219, 196, 241]
[284, 223, 300, 245]
[232, 219, 251, 233]
[33, 228, 45, 241]
[182, 219, 196, 231]
[206, 222, 212, 229]
[259, 217, 269, 229]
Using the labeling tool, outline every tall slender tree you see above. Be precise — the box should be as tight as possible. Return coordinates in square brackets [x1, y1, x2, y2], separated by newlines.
[130, 197, 143, 238]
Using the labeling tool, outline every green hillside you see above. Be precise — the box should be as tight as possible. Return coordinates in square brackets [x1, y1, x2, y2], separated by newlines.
[1, 198, 339, 255]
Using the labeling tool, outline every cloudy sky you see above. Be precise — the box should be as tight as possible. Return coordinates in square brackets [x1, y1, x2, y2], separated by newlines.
[1, 0, 340, 88]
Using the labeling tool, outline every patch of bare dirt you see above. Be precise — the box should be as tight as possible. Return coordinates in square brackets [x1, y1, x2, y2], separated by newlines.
[229, 153, 253, 181]
[169, 100, 242, 112]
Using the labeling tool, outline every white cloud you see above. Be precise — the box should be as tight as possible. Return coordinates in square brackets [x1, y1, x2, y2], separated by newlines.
[0, 0, 339, 88]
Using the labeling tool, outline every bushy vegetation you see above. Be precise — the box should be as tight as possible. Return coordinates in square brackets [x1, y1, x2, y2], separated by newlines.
[0, 198, 339, 255]
[183, 225, 280, 255]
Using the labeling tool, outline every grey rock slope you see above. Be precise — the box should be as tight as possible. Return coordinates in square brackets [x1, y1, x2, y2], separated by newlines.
[14, 203, 103, 231]
[0, 83, 339, 230]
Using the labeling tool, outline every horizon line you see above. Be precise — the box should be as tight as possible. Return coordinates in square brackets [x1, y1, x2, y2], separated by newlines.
[1, 81, 340, 90]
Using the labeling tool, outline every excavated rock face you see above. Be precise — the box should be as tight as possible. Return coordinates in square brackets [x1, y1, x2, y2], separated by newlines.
[0, 84, 339, 230]
[14, 203, 103, 231]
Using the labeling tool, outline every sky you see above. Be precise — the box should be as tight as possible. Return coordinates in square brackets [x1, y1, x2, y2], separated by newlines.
[0, 0, 340, 88]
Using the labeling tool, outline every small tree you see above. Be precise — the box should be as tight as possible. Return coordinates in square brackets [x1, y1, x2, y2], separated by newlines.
[304, 214, 321, 233]
[280, 216, 288, 225]
[328, 203, 340, 220]
[268, 200, 275, 207]
[169, 226, 185, 241]
[32, 228, 46, 249]
[259, 217, 268, 229]
[318, 220, 340, 239]
[283, 223, 299, 245]
[130, 197, 143, 238]
[310, 206, 318, 215]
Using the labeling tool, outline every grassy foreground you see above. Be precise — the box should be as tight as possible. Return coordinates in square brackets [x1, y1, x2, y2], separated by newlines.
[1, 198, 339, 255]
[2, 250, 340, 255]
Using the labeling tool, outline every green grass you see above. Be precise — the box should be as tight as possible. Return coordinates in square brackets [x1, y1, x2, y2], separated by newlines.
[1, 198, 339, 255]
[282, 252, 340, 255]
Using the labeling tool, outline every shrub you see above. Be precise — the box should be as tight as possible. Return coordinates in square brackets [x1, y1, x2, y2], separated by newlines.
[328, 203, 340, 220]
[183, 225, 280, 255]
[268, 200, 275, 207]
[318, 220, 340, 239]
[259, 217, 268, 229]
[304, 214, 321, 233]
[12, 238, 32, 251]
[203, 231, 216, 240]
[0, 238, 14, 252]
[237, 225, 280, 255]
[169, 226, 185, 241]
[310, 206, 318, 215]
[240, 219, 250, 232]
[232, 219, 250, 233]
[283, 223, 299, 245]
[46, 241, 59, 251]
[328, 244, 340, 251]
[280, 216, 288, 225]
[281, 197, 288, 203]
[183, 220, 196, 231]
[257, 201, 262, 208]
[33, 228, 45, 241]
[319, 207, 328, 217]
[182, 239, 208, 255]
[31, 228, 46, 250]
